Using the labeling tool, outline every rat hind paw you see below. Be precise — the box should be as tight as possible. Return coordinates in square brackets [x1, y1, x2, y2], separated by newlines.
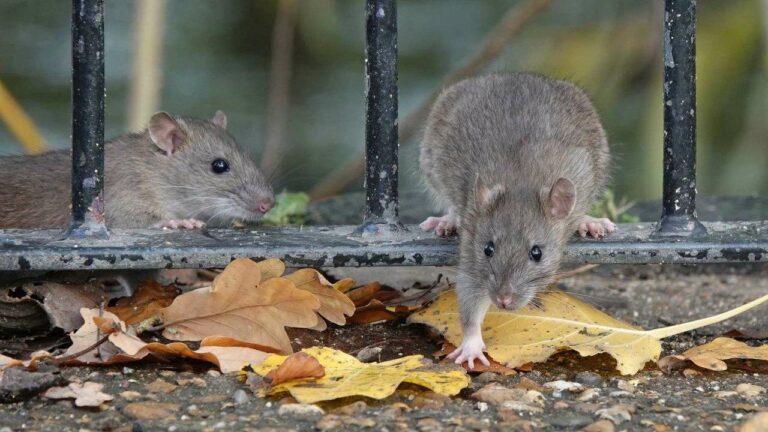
[577, 216, 616, 239]
[446, 335, 490, 370]
[419, 214, 460, 237]
[159, 218, 206, 230]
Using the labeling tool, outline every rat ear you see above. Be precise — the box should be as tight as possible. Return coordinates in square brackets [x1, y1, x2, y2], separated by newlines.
[474, 174, 505, 210]
[149, 112, 187, 156]
[212, 110, 227, 129]
[541, 177, 576, 220]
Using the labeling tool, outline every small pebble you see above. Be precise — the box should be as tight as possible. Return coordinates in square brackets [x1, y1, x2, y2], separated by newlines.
[232, 389, 249, 405]
[476, 372, 501, 383]
[278, 403, 325, 417]
[574, 372, 603, 387]
[547, 413, 593, 428]
[477, 402, 488, 412]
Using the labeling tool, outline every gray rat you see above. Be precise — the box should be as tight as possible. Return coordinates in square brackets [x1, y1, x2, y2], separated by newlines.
[419, 72, 615, 368]
[0, 111, 274, 299]
[0, 111, 274, 229]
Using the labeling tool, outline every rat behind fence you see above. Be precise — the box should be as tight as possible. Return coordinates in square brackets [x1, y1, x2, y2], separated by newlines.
[419, 72, 615, 368]
[0, 111, 274, 229]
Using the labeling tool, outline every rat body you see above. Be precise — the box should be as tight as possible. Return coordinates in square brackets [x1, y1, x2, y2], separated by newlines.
[419, 72, 614, 368]
[0, 111, 274, 229]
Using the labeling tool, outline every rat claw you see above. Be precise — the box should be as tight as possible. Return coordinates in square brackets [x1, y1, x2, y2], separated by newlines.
[159, 218, 207, 230]
[577, 216, 615, 239]
[449, 335, 489, 370]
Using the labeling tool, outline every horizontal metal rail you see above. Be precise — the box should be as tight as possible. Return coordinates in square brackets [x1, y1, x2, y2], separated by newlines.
[1, 221, 767, 271]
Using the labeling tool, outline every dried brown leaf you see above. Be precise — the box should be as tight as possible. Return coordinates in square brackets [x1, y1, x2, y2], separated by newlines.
[348, 299, 413, 325]
[284, 269, 355, 325]
[159, 258, 320, 353]
[43, 382, 113, 407]
[107, 281, 179, 325]
[265, 352, 325, 386]
[434, 342, 517, 375]
[659, 337, 768, 372]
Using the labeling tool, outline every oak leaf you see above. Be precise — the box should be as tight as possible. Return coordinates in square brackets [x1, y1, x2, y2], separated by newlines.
[265, 351, 325, 386]
[410, 290, 768, 375]
[107, 281, 178, 325]
[159, 258, 321, 353]
[659, 337, 768, 373]
[247, 347, 469, 403]
[284, 269, 355, 328]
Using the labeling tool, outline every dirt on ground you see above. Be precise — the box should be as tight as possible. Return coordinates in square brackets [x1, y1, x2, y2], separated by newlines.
[2, 264, 768, 432]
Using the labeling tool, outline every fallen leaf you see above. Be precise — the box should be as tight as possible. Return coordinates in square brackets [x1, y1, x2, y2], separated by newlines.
[434, 342, 517, 375]
[738, 412, 768, 432]
[348, 299, 413, 325]
[265, 352, 325, 386]
[159, 258, 321, 353]
[63, 308, 139, 364]
[346, 282, 401, 307]
[246, 347, 469, 403]
[723, 329, 768, 341]
[410, 290, 768, 375]
[43, 382, 113, 407]
[123, 402, 180, 420]
[107, 281, 178, 325]
[284, 269, 355, 326]
[658, 337, 768, 372]
[252, 258, 287, 281]
[334, 279, 357, 294]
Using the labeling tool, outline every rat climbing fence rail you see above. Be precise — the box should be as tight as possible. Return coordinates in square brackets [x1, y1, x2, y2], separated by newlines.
[0, 0, 767, 272]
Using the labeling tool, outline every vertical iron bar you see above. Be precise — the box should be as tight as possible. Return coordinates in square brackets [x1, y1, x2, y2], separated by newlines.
[359, 0, 402, 235]
[655, 0, 706, 237]
[69, 0, 108, 238]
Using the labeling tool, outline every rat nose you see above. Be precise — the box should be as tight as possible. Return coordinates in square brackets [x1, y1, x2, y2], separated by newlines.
[496, 295, 514, 309]
[257, 197, 274, 213]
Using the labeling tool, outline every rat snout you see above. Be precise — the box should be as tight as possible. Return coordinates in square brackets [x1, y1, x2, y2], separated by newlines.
[256, 196, 274, 214]
[495, 294, 515, 310]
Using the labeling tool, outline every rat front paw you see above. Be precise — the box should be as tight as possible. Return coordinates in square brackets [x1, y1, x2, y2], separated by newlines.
[419, 214, 460, 237]
[577, 216, 616, 239]
[447, 336, 490, 369]
[159, 218, 206, 230]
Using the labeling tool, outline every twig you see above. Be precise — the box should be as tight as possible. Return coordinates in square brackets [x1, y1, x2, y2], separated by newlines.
[52, 334, 110, 365]
[309, 0, 554, 199]
[556, 264, 599, 280]
[261, 0, 299, 174]
[127, 0, 167, 131]
[0, 80, 48, 154]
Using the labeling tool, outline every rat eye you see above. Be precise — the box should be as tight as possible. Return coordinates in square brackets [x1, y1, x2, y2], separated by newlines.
[211, 159, 229, 174]
[529, 245, 542, 262]
[484, 241, 495, 258]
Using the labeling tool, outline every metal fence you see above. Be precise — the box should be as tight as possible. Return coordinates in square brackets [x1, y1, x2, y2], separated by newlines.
[0, 0, 766, 272]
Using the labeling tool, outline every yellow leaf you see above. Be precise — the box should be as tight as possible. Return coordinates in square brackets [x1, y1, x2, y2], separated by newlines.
[247, 347, 469, 403]
[159, 258, 320, 353]
[660, 337, 768, 372]
[410, 290, 768, 375]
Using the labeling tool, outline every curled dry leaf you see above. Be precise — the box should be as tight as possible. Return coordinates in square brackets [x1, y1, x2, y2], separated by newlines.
[659, 337, 768, 373]
[411, 290, 768, 375]
[348, 299, 414, 325]
[43, 382, 113, 407]
[159, 258, 321, 353]
[284, 269, 355, 327]
[246, 347, 469, 403]
[346, 282, 401, 307]
[265, 352, 325, 386]
[61, 308, 269, 372]
[107, 281, 179, 325]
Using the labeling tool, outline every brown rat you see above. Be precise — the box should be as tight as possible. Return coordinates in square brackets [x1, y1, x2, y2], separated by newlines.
[419, 72, 615, 368]
[0, 111, 274, 229]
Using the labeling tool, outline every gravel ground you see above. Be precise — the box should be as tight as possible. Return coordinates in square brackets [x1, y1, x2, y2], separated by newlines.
[2, 264, 768, 432]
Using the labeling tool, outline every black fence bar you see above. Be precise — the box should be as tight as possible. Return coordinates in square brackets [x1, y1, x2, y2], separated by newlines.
[361, 0, 401, 233]
[655, 0, 706, 237]
[69, 0, 108, 238]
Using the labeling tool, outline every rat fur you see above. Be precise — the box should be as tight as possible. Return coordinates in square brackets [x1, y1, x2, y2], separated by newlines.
[419, 72, 614, 368]
[0, 111, 274, 229]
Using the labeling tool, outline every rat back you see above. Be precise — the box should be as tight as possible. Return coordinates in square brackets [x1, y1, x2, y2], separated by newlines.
[420, 72, 609, 227]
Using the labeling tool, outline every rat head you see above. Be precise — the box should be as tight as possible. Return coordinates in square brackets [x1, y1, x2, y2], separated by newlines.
[463, 176, 576, 310]
[148, 111, 274, 226]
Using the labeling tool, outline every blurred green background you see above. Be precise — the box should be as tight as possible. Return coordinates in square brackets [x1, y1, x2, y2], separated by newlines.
[0, 0, 765, 204]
